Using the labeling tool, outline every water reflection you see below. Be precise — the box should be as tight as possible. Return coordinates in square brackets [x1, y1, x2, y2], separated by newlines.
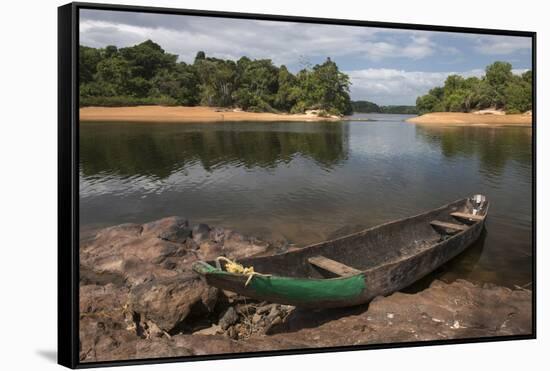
[80, 122, 349, 179]
[415, 125, 532, 175]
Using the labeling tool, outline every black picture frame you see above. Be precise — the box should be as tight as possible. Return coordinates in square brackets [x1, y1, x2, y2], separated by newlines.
[58, 2, 537, 368]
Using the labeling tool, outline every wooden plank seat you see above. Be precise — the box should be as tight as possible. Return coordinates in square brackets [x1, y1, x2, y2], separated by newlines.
[430, 220, 468, 234]
[450, 212, 484, 222]
[308, 255, 362, 277]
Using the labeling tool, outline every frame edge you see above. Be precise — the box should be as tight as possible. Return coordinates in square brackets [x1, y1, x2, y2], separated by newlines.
[63, 2, 537, 368]
[58, 2, 79, 369]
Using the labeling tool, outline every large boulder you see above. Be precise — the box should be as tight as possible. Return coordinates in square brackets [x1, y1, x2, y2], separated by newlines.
[80, 218, 197, 286]
[80, 217, 273, 287]
[128, 274, 217, 333]
[79, 283, 193, 362]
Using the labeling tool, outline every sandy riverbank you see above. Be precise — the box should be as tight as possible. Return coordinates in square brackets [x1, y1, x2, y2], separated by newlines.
[407, 112, 532, 127]
[80, 105, 341, 123]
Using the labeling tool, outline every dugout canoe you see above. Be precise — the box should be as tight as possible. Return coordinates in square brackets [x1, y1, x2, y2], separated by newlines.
[192, 194, 489, 308]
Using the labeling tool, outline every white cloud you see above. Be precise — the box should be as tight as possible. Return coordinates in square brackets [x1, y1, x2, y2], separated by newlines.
[79, 11, 438, 66]
[346, 68, 485, 105]
[472, 35, 531, 55]
[361, 35, 435, 61]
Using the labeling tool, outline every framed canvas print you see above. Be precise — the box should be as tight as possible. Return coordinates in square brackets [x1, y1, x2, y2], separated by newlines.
[58, 2, 536, 368]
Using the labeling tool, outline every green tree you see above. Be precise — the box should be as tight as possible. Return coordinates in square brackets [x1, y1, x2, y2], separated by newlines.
[194, 51, 206, 63]
[151, 63, 199, 105]
[233, 58, 279, 111]
[444, 75, 465, 94]
[416, 94, 440, 114]
[79, 46, 102, 84]
[443, 89, 469, 112]
[505, 75, 532, 113]
[484, 61, 513, 108]
[291, 58, 351, 115]
[274, 65, 298, 111]
[119, 40, 177, 80]
[522, 70, 532, 85]
[104, 45, 118, 58]
[194, 55, 237, 106]
[94, 57, 131, 95]
[311, 58, 352, 115]
[428, 86, 445, 100]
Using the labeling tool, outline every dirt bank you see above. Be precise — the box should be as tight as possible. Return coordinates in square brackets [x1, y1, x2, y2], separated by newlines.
[79, 106, 341, 123]
[407, 112, 532, 127]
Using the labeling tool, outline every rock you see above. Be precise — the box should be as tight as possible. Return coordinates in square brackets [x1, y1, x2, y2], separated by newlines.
[171, 334, 274, 355]
[79, 284, 131, 323]
[227, 326, 238, 339]
[129, 274, 209, 333]
[219, 307, 239, 330]
[192, 224, 211, 243]
[266, 305, 281, 321]
[80, 217, 199, 286]
[158, 219, 192, 243]
[79, 283, 195, 362]
[235, 303, 257, 315]
[252, 313, 263, 324]
[80, 315, 194, 362]
[210, 227, 226, 243]
[142, 320, 165, 339]
[193, 324, 222, 336]
[200, 286, 219, 313]
[264, 316, 282, 335]
[256, 304, 275, 315]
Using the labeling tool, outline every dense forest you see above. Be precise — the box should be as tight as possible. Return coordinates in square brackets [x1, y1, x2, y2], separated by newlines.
[80, 40, 353, 116]
[416, 61, 532, 114]
[351, 101, 418, 114]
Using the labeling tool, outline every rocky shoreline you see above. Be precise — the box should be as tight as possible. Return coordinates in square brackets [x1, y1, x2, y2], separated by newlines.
[79, 217, 532, 363]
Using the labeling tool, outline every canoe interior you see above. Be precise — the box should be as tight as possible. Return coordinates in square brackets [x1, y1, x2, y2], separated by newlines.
[226, 197, 488, 280]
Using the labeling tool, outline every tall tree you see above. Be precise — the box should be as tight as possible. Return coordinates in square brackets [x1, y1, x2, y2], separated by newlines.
[119, 40, 177, 80]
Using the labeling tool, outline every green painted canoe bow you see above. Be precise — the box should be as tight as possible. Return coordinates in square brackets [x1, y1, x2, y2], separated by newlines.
[192, 261, 366, 307]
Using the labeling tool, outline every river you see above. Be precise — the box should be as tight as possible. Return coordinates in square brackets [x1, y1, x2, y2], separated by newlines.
[79, 113, 533, 288]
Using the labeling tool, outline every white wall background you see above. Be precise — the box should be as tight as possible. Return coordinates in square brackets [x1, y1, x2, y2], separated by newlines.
[0, 0, 545, 369]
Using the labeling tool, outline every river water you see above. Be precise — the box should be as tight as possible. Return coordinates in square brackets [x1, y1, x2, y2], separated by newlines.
[79, 114, 533, 288]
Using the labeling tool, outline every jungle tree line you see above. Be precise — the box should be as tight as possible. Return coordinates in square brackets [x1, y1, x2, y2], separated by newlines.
[351, 101, 417, 114]
[79, 40, 353, 115]
[416, 61, 532, 114]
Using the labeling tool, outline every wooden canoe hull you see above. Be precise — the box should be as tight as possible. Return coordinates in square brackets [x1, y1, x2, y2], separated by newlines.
[361, 217, 485, 302]
[193, 196, 488, 308]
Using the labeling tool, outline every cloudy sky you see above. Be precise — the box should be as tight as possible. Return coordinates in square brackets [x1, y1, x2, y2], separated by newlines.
[80, 9, 532, 105]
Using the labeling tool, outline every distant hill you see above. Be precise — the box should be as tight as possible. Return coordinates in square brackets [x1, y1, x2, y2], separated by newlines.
[351, 100, 381, 113]
[351, 100, 417, 114]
